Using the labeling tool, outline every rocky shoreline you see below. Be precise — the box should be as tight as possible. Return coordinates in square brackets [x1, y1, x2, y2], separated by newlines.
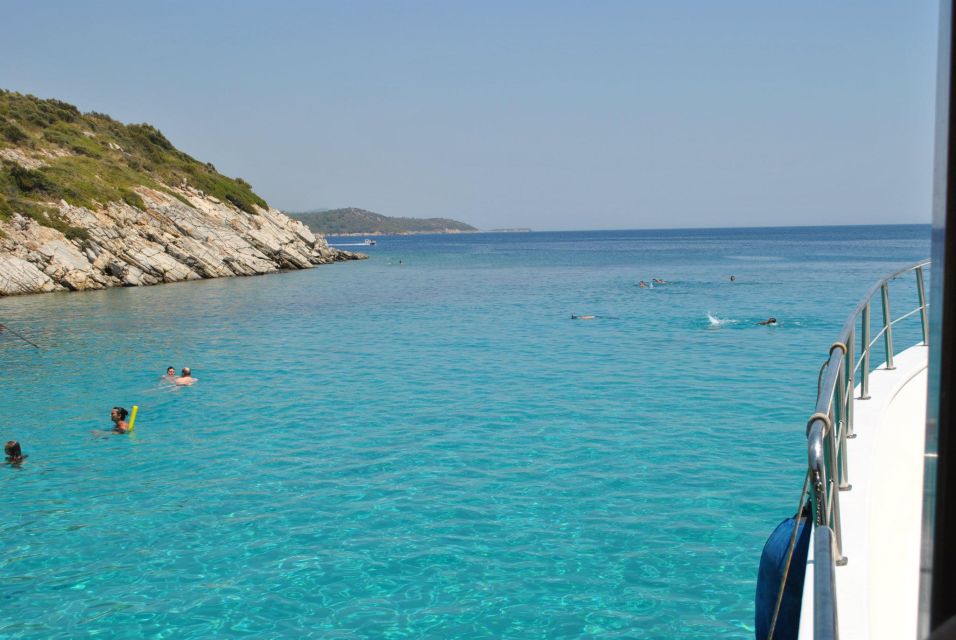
[0, 186, 365, 297]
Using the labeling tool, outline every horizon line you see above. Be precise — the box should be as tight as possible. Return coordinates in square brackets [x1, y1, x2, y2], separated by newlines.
[322, 221, 931, 235]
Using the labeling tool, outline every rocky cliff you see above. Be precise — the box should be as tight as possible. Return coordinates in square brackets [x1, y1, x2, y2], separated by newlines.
[0, 91, 364, 297]
[0, 185, 362, 296]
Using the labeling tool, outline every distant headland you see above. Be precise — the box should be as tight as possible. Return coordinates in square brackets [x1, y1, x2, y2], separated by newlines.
[290, 207, 478, 236]
[0, 90, 363, 297]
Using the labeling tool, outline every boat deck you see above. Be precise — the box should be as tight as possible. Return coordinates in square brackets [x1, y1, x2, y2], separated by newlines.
[800, 343, 928, 640]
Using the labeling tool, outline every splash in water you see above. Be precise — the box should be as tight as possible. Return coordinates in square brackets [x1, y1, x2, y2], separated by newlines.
[707, 312, 737, 327]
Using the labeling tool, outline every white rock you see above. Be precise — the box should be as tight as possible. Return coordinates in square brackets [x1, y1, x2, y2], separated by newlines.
[0, 185, 364, 297]
[0, 257, 58, 295]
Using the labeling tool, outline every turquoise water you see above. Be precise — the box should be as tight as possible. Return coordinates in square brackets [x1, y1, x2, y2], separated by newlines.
[0, 225, 929, 638]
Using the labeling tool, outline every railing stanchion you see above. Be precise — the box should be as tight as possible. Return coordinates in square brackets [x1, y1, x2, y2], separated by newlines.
[917, 266, 929, 345]
[846, 328, 855, 439]
[881, 282, 895, 370]
[834, 360, 850, 491]
[861, 303, 871, 399]
[827, 407, 846, 564]
[814, 527, 840, 638]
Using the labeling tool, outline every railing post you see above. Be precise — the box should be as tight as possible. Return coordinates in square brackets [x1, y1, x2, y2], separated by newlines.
[814, 527, 840, 639]
[917, 266, 929, 346]
[809, 446, 827, 528]
[881, 282, 895, 370]
[861, 303, 871, 399]
[826, 409, 846, 565]
[846, 327, 855, 439]
[834, 366, 850, 491]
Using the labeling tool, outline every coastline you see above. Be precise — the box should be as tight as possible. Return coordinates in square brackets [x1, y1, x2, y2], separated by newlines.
[323, 229, 480, 237]
[0, 186, 366, 298]
[326, 228, 533, 237]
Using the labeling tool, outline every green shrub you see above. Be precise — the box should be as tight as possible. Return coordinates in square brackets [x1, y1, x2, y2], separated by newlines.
[42, 122, 104, 158]
[37, 155, 159, 209]
[10, 164, 59, 195]
[0, 119, 28, 144]
[120, 189, 145, 209]
[41, 210, 89, 242]
[0, 194, 88, 241]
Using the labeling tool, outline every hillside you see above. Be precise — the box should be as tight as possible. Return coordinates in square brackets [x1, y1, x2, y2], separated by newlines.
[0, 90, 362, 296]
[292, 207, 477, 235]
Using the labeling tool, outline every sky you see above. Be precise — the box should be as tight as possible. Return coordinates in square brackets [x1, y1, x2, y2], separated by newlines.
[0, 1, 940, 230]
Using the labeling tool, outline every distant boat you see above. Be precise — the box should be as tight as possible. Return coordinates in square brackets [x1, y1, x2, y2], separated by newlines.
[363, 239, 377, 245]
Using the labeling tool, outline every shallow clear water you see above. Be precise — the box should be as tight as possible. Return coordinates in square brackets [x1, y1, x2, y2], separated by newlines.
[0, 225, 929, 638]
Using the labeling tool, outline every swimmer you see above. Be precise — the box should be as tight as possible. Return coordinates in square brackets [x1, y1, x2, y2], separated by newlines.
[756, 317, 778, 326]
[653, 278, 666, 285]
[571, 314, 597, 320]
[730, 275, 736, 283]
[639, 281, 648, 288]
[111, 407, 130, 433]
[163, 366, 176, 381]
[5, 440, 25, 465]
[175, 367, 198, 386]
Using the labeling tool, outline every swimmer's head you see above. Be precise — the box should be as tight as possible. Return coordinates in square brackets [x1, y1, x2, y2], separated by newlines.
[5, 441, 21, 459]
[181, 367, 191, 377]
[769, 317, 777, 324]
[166, 367, 175, 376]
[111, 406, 128, 422]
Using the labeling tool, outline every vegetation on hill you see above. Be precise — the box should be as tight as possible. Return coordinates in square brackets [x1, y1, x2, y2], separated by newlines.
[291, 207, 477, 235]
[0, 90, 268, 236]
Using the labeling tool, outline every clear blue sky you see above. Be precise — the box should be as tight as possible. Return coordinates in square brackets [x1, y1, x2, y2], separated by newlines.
[0, 1, 939, 230]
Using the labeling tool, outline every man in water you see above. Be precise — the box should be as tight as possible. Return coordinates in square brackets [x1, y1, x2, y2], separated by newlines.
[730, 275, 736, 283]
[5, 441, 25, 465]
[757, 317, 778, 326]
[571, 314, 597, 320]
[175, 367, 198, 386]
[164, 366, 176, 381]
[111, 407, 130, 433]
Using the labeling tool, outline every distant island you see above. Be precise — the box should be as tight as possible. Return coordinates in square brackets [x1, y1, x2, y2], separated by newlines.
[290, 207, 477, 235]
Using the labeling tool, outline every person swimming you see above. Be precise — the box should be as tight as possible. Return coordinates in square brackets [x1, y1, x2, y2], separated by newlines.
[653, 278, 666, 285]
[163, 366, 176, 381]
[730, 275, 737, 283]
[111, 407, 130, 433]
[639, 281, 648, 288]
[756, 317, 778, 326]
[571, 314, 597, 320]
[175, 367, 198, 386]
[5, 440, 25, 465]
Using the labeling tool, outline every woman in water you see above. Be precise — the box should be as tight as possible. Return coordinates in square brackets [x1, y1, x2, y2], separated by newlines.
[111, 407, 130, 433]
[5, 441, 25, 465]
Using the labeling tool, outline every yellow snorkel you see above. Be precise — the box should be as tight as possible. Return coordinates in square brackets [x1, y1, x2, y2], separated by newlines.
[128, 405, 139, 432]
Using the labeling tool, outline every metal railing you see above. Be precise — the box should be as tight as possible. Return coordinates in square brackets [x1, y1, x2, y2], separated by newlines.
[806, 259, 930, 639]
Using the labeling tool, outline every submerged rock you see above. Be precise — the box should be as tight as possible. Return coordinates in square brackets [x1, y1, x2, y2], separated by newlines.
[0, 187, 365, 297]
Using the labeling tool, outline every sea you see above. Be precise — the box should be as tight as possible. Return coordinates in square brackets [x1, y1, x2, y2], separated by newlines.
[0, 224, 930, 639]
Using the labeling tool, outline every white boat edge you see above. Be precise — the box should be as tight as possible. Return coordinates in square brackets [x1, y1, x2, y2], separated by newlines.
[800, 343, 929, 639]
